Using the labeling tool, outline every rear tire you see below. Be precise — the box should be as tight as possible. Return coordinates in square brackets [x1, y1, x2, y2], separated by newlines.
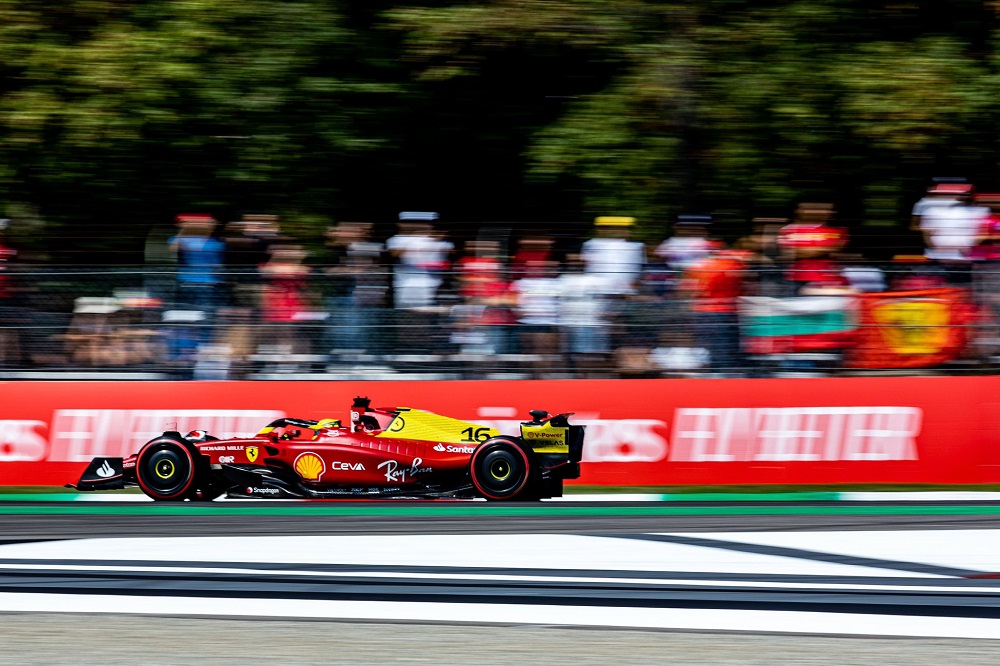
[135, 435, 198, 501]
[470, 437, 535, 501]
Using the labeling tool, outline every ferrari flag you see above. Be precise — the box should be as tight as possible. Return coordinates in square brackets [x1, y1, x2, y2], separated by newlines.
[845, 287, 973, 369]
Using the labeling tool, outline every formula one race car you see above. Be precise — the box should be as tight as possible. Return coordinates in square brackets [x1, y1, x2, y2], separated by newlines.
[70, 397, 585, 501]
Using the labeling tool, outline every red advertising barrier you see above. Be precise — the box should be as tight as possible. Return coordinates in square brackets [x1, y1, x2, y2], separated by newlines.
[1, 378, 999, 488]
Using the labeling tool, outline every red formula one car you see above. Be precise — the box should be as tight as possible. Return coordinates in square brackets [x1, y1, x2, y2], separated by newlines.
[70, 397, 585, 501]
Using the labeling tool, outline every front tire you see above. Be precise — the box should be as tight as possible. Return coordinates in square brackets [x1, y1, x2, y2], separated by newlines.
[470, 437, 535, 501]
[135, 435, 197, 501]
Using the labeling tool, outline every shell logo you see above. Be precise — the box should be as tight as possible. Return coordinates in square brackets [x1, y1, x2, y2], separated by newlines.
[294, 452, 326, 481]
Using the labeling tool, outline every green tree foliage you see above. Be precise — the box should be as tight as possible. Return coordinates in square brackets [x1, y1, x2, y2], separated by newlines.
[390, 0, 1000, 239]
[0, 0, 399, 259]
[0, 0, 998, 259]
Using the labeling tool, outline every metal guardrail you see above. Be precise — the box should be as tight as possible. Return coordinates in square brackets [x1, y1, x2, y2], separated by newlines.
[0, 265, 996, 379]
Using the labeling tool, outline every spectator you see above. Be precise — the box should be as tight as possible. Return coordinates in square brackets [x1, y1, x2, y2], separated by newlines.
[655, 215, 716, 272]
[971, 194, 1000, 335]
[169, 214, 226, 313]
[645, 216, 713, 298]
[558, 252, 612, 363]
[224, 213, 281, 308]
[511, 259, 562, 369]
[313, 222, 386, 355]
[916, 183, 988, 284]
[386, 212, 453, 309]
[779, 204, 851, 295]
[839, 253, 887, 293]
[259, 242, 314, 354]
[681, 245, 748, 376]
[581, 216, 646, 295]
[453, 239, 516, 355]
[970, 193, 1000, 263]
[742, 218, 785, 297]
[511, 235, 554, 281]
[911, 179, 971, 231]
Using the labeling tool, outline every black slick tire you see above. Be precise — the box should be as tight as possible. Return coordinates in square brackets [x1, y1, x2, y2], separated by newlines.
[135, 435, 197, 501]
[469, 436, 535, 501]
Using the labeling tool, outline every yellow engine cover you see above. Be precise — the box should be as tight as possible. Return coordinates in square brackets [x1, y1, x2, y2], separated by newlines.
[377, 409, 499, 445]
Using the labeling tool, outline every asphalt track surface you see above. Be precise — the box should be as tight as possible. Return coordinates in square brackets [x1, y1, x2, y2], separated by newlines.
[4, 500, 1000, 539]
[3, 500, 1000, 664]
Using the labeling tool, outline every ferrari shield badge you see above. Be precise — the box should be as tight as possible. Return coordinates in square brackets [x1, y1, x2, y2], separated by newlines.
[246, 445, 259, 463]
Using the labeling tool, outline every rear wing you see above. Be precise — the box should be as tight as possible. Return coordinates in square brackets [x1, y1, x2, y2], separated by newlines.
[520, 411, 584, 462]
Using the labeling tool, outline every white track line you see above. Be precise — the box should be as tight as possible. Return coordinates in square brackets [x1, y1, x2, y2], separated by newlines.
[0, 534, 944, 578]
[0, 563, 987, 594]
[0, 593, 998, 640]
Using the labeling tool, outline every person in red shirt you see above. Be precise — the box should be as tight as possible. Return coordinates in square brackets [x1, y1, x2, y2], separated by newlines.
[454, 240, 516, 354]
[682, 247, 748, 375]
[778, 204, 850, 294]
[259, 242, 314, 353]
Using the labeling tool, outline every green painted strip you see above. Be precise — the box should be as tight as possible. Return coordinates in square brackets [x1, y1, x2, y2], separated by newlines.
[0, 503, 999, 517]
[0, 491, 842, 503]
[0, 492, 843, 503]
[661, 492, 841, 502]
[0, 494, 85, 502]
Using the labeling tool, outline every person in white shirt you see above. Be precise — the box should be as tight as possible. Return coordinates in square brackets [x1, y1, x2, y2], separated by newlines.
[558, 253, 612, 355]
[511, 260, 562, 359]
[386, 212, 454, 308]
[655, 215, 715, 271]
[580, 216, 646, 295]
[916, 185, 988, 283]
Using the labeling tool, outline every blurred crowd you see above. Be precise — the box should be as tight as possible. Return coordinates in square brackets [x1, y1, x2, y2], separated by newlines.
[1, 181, 1000, 380]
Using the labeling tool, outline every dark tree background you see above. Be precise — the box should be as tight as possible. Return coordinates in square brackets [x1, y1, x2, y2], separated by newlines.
[1, 0, 998, 262]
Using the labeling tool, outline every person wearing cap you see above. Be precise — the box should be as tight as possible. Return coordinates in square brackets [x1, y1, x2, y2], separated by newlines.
[580, 216, 646, 295]
[911, 181, 973, 231]
[655, 215, 715, 273]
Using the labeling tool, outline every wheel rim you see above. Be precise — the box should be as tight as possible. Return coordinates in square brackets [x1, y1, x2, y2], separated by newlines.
[139, 442, 193, 498]
[489, 459, 511, 481]
[475, 447, 526, 497]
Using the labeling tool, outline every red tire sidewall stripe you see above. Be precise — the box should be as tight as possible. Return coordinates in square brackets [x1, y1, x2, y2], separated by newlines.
[471, 441, 531, 500]
[136, 439, 196, 500]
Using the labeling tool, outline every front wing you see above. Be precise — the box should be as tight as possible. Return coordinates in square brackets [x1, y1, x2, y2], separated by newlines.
[69, 457, 130, 491]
